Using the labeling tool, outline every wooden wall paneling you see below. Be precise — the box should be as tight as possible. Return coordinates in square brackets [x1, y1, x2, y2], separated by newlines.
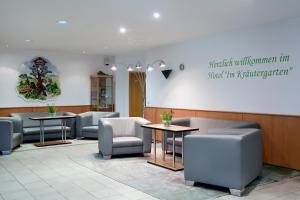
[273, 116, 300, 169]
[197, 110, 243, 120]
[144, 107, 160, 141]
[172, 109, 196, 118]
[144, 107, 156, 123]
[0, 107, 33, 116]
[195, 110, 210, 118]
[0, 105, 91, 116]
[242, 113, 274, 165]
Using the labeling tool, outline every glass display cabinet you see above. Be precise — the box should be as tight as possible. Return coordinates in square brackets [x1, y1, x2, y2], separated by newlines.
[90, 75, 114, 111]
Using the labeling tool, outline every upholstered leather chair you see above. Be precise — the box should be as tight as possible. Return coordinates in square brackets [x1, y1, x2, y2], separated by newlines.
[0, 117, 23, 155]
[76, 111, 120, 138]
[184, 128, 262, 196]
[98, 117, 152, 159]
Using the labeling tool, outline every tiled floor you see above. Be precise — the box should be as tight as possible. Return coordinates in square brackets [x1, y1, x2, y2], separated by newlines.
[1, 140, 300, 200]
[217, 177, 300, 200]
[0, 141, 157, 200]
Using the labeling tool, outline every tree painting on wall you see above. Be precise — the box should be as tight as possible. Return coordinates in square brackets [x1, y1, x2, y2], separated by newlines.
[17, 57, 61, 101]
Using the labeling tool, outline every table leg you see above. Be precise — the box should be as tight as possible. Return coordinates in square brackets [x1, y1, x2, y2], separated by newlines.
[162, 131, 165, 161]
[41, 120, 45, 144]
[64, 120, 67, 142]
[39, 120, 42, 144]
[154, 129, 156, 162]
[173, 132, 175, 168]
[61, 120, 64, 141]
[182, 132, 184, 164]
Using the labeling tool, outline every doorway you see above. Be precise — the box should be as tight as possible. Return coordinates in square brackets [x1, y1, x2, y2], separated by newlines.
[129, 72, 146, 117]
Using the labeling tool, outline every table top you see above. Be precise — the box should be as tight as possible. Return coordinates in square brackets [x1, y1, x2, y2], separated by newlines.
[141, 124, 199, 132]
[29, 115, 76, 121]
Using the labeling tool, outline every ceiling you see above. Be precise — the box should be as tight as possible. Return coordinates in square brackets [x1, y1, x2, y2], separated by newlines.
[0, 0, 300, 55]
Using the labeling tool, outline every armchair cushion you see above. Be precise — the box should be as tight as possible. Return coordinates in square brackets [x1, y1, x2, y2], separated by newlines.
[166, 137, 182, 146]
[81, 126, 98, 133]
[113, 137, 143, 148]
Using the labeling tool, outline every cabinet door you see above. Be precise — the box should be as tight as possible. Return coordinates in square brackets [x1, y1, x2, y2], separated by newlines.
[91, 77, 99, 111]
[91, 76, 114, 112]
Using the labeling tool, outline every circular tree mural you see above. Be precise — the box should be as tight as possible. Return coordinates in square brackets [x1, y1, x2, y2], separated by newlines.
[17, 57, 61, 101]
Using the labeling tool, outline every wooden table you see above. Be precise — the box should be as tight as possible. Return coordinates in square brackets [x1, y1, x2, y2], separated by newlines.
[141, 124, 199, 171]
[29, 115, 76, 147]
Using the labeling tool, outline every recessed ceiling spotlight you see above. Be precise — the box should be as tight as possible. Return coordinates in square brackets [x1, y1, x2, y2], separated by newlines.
[57, 20, 68, 25]
[153, 12, 160, 19]
[25, 39, 31, 42]
[119, 27, 126, 34]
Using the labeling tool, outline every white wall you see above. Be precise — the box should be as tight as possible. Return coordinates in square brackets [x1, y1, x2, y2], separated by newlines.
[114, 54, 145, 117]
[0, 49, 106, 106]
[145, 17, 300, 115]
[0, 49, 144, 117]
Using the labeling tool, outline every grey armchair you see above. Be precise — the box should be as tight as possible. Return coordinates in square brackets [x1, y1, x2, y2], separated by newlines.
[98, 117, 152, 159]
[0, 117, 23, 155]
[76, 111, 120, 138]
[184, 128, 262, 196]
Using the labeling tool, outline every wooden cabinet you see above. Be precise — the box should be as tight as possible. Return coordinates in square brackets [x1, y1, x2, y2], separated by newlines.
[90, 75, 114, 111]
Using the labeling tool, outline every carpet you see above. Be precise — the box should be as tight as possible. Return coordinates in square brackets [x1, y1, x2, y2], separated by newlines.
[67, 142, 300, 200]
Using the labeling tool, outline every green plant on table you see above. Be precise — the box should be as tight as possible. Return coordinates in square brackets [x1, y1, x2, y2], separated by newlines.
[160, 111, 173, 126]
[47, 104, 57, 116]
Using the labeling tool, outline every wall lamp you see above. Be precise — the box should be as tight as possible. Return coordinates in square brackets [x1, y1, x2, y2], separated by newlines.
[146, 60, 166, 71]
[110, 60, 171, 78]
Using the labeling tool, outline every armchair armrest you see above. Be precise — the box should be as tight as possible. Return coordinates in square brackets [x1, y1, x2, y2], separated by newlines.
[0, 120, 13, 152]
[98, 119, 113, 157]
[135, 118, 152, 153]
[0, 117, 22, 133]
[104, 112, 120, 118]
[76, 112, 93, 137]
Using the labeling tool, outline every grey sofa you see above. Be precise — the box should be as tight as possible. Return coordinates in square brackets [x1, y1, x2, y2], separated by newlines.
[184, 128, 262, 196]
[76, 111, 120, 138]
[0, 117, 23, 155]
[98, 117, 152, 159]
[164, 117, 260, 154]
[10, 112, 76, 142]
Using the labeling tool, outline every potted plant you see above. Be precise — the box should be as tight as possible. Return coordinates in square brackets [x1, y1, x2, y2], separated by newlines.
[48, 104, 57, 117]
[160, 111, 173, 126]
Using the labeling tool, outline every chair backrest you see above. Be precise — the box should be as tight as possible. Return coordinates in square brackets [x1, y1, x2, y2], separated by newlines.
[100, 117, 137, 137]
[190, 117, 259, 132]
[11, 112, 68, 128]
[92, 112, 120, 126]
